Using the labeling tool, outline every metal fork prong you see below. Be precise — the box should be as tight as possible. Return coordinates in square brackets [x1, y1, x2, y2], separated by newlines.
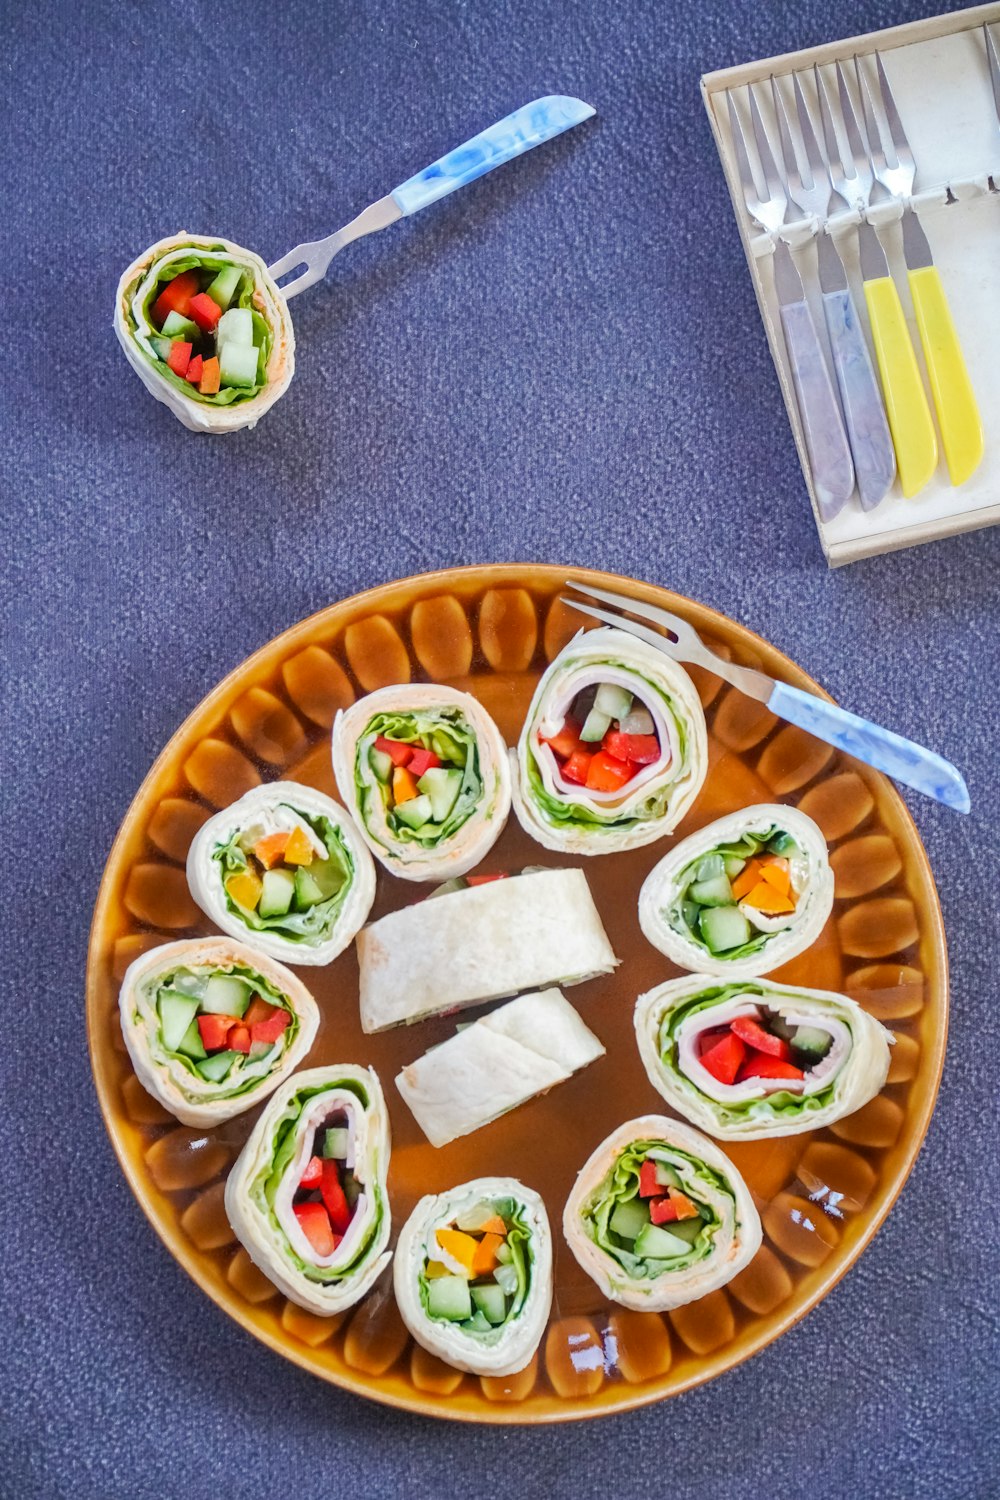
[815, 66, 848, 188]
[853, 56, 887, 173]
[748, 85, 788, 223]
[873, 54, 914, 172]
[792, 74, 829, 192]
[564, 580, 688, 642]
[835, 60, 874, 175]
[559, 598, 686, 658]
[726, 90, 763, 217]
[770, 76, 808, 212]
[985, 25, 1000, 124]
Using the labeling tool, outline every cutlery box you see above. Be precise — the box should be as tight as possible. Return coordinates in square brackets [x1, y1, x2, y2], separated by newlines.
[702, 1, 1000, 565]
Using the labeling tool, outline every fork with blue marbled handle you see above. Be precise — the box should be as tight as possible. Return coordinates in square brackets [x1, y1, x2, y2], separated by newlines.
[562, 581, 970, 813]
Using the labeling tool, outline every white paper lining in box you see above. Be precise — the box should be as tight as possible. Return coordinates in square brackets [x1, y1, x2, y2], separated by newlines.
[702, 3, 1000, 565]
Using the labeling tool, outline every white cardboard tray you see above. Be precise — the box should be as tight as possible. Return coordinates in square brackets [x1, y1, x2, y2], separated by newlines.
[702, 2, 1000, 565]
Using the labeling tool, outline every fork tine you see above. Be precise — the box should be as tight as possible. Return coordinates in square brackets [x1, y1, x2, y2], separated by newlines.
[770, 76, 807, 204]
[726, 90, 761, 211]
[748, 86, 787, 219]
[873, 53, 913, 170]
[986, 24, 1000, 124]
[815, 66, 848, 184]
[792, 74, 827, 187]
[835, 60, 872, 171]
[853, 57, 886, 170]
[564, 580, 686, 639]
[559, 598, 683, 659]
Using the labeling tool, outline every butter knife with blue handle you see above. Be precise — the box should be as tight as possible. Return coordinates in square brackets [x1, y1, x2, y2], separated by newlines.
[269, 96, 595, 297]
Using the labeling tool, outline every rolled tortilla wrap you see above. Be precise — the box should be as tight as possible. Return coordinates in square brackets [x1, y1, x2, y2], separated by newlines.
[118, 938, 319, 1127]
[357, 868, 618, 1033]
[115, 232, 294, 432]
[396, 988, 605, 1147]
[635, 975, 892, 1141]
[187, 781, 376, 967]
[638, 804, 834, 978]
[563, 1115, 761, 1311]
[512, 627, 708, 855]
[394, 1177, 552, 1376]
[331, 684, 511, 882]
[224, 1065, 392, 1315]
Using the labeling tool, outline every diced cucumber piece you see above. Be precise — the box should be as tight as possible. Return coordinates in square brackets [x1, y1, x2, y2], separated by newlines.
[689, 874, 735, 907]
[323, 1127, 350, 1159]
[196, 1049, 238, 1082]
[293, 867, 325, 911]
[696, 853, 726, 882]
[495, 1241, 513, 1265]
[158, 992, 200, 1053]
[465, 1310, 492, 1333]
[217, 307, 254, 347]
[680, 900, 701, 932]
[579, 707, 612, 742]
[653, 1161, 681, 1189]
[249, 1040, 273, 1060]
[792, 1025, 832, 1059]
[663, 1215, 705, 1244]
[430, 729, 465, 765]
[427, 876, 470, 899]
[160, 310, 199, 339]
[594, 683, 634, 719]
[395, 793, 433, 830]
[219, 340, 259, 389]
[724, 856, 747, 880]
[634, 1222, 690, 1259]
[426, 1275, 472, 1322]
[418, 767, 463, 823]
[370, 747, 393, 783]
[150, 335, 173, 361]
[700, 905, 752, 953]
[767, 830, 796, 853]
[609, 1198, 650, 1242]
[259, 868, 296, 918]
[201, 975, 251, 1016]
[207, 265, 242, 310]
[343, 1173, 361, 1207]
[456, 1201, 500, 1232]
[471, 1284, 508, 1325]
[769, 1014, 797, 1042]
[176, 1017, 207, 1061]
[306, 859, 345, 901]
[620, 705, 654, 735]
[494, 1263, 519, 1297]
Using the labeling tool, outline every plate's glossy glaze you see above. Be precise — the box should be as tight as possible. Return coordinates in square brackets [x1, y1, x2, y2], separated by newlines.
[87, 565, 946, 1423]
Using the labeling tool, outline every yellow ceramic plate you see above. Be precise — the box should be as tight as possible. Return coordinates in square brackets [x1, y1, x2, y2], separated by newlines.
[87, 565, 946, 1422]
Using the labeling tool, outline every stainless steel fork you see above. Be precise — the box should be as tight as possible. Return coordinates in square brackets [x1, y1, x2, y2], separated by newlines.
[770, 74, 895, 509]
[726, 89, 854, 520]
[561, 579, 969, 812]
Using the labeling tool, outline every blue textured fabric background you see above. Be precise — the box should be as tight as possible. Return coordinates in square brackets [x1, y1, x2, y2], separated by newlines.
[4, 0, 998, 1496]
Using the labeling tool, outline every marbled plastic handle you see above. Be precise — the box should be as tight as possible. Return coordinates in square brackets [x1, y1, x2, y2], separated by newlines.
[391, 96, 595, 215]
[768, 681, 970, 813]
[821, 287, 896, 512]
[779, 299, 855, 522]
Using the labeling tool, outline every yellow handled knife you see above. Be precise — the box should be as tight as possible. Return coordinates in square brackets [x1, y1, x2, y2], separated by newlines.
[901, 206, 983, 487]
[858, 219, 937, 499]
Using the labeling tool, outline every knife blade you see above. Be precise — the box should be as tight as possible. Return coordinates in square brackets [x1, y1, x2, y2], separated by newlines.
[900, 208, 983, 486]
[857, 220, 937, 497]
[772, 239, 855, 520]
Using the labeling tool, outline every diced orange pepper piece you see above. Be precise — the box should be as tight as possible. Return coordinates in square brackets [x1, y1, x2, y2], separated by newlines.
[225, 869, 262, 910]
[730, 860, 763, 901]
[667, 1188, 701, 1221]
[470, 1232, 505, 1277]
[253, 832, 289, 869]
[759, 856, 791, 896]
[199, 356, 221, 395]
[742, 880, 795, 915]
[283, 825, 315, 866]
[393, 766, 420, 804]
[476, 1215, 508, 1236]
[435, 1228, 479, 1275]
[424, 1260, 450, 1280]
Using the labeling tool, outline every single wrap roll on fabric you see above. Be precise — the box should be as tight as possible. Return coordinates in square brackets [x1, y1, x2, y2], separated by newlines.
[395, 988, 605, 1147]
[114, 232, 294, 433]
[186, 782, 376, 967]
[224, 1065, 392, 1316]
[634, 975, 892, 1142]
[331, 684, 511, 882]
[638, 804, 834, 978]
[393, 1177, 553, 1376]
[512, 627, 708, 855]
[357, 867, 618, 1032]
[563, 1115, 761, 1312]
[118, 937, 319, 1127]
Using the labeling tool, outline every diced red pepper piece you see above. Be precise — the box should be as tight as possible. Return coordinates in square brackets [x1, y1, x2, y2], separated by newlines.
[407, 746, 442, 778]
[184, 354, 204, 385]
[467, 873, 508, 885]
[199, 356, 221, 395]
[561, 747, 593, 785]
[320, 1159, 352, 1233]
[539, 716, 582, 760]
[602, 730, 660, 765]
[638, 1160, 661, 1199]
[730, 1016, 792, 1060]
[188, 291, 221, 331]
[227, 1024, 252, 1054]
[698, 1031, 746, 1085]
[736, 1054, 805, 1083]
[293, 1200, 335, 1257]
[650, 1195, 680, 1224]
[299, 1155, 323, 1190]
[166, 340, 192, 377]
[244, 996, 276, 1029]
[585, 750, 635, 792]
[153, 269, 200, 325]
[197, 1012, 241, 1051]
[374, 735, 413, 767]
[251, 1008, 291, 1045]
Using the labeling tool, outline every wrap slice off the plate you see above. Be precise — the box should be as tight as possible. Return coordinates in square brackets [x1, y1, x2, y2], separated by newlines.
[225, 1064, 392, 1315]
[118, 937, 319, 1127]
[394, 1176, 553, 1376]
[563, 1115, 761, 1311]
